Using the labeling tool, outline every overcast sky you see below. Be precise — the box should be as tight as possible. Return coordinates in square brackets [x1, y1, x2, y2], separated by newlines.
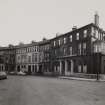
[0, 0, 105, 46]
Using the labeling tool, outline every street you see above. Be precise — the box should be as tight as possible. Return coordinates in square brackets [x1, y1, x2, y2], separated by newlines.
[0, 76, 105, 105]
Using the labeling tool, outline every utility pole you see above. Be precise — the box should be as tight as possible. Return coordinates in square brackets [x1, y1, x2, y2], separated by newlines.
[96, 53, 100, 81]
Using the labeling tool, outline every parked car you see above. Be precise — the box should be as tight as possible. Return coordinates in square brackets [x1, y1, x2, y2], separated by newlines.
[0, 71, 7, 80]
[17, 71, 26, 76]
[9, 71, 17, 75]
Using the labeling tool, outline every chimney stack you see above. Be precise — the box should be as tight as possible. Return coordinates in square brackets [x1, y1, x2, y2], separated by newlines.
[94, 12, 99, 26]
[72, 26, 77, 31]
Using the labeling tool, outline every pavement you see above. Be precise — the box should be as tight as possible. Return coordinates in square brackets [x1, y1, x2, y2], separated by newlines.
[58, 76, 105, 82]
[0, 75, 105, 105]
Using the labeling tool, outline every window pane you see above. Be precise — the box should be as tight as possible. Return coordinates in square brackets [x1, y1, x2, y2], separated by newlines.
[76, 33, 79, 40]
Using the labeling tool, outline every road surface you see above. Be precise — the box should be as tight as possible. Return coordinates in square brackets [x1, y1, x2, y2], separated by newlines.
[0, 76, 105, 105]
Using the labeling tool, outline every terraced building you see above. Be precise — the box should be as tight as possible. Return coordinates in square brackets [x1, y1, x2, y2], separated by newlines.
[0, 13, 105, 78]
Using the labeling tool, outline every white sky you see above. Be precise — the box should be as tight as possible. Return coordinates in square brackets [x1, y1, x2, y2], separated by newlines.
[0, 0, 105, 46]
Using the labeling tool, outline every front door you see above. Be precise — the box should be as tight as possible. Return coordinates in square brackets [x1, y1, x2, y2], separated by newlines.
[17, 66, 20, 72]
[28, 65, 31, 74]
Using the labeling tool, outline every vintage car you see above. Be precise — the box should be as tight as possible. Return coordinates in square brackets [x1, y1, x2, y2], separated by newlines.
[17, 71, 26, 76]
[9, 71, 17, 75]
[0, 71, 7, 80]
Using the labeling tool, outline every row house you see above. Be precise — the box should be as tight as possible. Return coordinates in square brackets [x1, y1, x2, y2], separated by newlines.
[0, 45, 15, 72]
[0, 48, 6, 72]
[15, 42, 39, 74]
[38, 38, 51, 74]
[50, 23, 105, 75]
[15, 39, 51, 74]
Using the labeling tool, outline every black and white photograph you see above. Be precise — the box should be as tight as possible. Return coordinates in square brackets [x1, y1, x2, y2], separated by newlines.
[0, 0, 105, 105]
